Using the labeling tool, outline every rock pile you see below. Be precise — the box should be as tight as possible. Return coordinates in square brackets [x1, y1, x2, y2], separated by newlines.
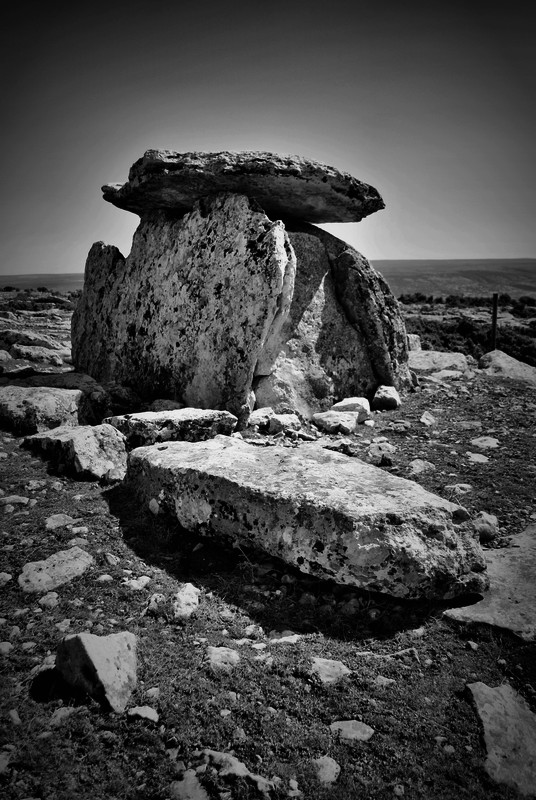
[72, 151, 410, 420]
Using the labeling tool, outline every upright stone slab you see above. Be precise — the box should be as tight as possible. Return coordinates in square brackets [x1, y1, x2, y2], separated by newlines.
[72, 194, 295, 419]
[127, 437, 487, 600]
[255, 222, 409, 414]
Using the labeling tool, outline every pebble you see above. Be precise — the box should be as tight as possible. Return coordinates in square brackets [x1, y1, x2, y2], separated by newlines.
[123, 576, 151, 591]
[207, 646, 241, 672]
[0, 572, 12, 587]
[330, 720, 375, 741]
[45, 513, 77, 530]
[312, 755, 341, 785]
[127, 706, 159, 722]
[466, 452, 489, 464]
[9, 709, 21, 725]
[0, 495, 29, 506]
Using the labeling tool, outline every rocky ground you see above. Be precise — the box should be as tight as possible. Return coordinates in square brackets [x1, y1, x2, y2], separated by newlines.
[1, 291, 536, 800]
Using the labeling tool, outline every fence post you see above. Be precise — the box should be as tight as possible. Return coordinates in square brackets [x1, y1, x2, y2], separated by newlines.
[491, 292, 498, 350]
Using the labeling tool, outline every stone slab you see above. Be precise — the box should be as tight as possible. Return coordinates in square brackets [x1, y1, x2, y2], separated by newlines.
[408, 350, 468, 373]
[127, 437, 487, 599]
[102, 150, 385, 223]
[467, 682, 536, 796]
[444, 526, 536, 640]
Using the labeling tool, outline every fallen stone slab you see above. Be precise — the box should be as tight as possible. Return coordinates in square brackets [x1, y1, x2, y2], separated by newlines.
[467, 682, 536, 796]
[105, 408, 237, 449]
[56, 631, 137, 712]
[444, 525, 536, 640]
[24, 424, 128, 482]
[0, 386, 83, 434]
[479, 349, 536, 386]
[408, 350, 468, 373]
[18, 547, 94, 592]
[102, 149, 385, 223]
[127, 436, 488, 599]
[312, 410, 362, 434]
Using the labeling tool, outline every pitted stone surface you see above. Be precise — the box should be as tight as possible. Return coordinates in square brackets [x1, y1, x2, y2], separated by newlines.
[105, 408, 237, 449]
[254, 223, 410, 416]
[127, 436, 487, 600]
[0, 386, 83, 434]
[101, 150, 385, 223]
[24, 424, 127, 482]
[73, 194, 295, 419]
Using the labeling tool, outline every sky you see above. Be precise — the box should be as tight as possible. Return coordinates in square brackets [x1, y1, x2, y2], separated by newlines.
[1, 0, 535, 275]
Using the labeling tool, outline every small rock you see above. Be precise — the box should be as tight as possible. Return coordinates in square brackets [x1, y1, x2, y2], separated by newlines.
[0, 641, 14, 656]
[372, 385, 401, 411]
[268, 413, 301, 434]
[375, 675, 396, 687]
[311, 657, 352, 684]
[45, 513, 77, 530]
[127, 705, 159, 723]
[123, 575, 151, 591]
[9, 709, 21, 725]
[207, 646, 240, 672]
[0, 572, 12, 588]
[420, 411, 436, 426]
[312, 755, 341, 785]
[470, 436, 499, 450]
[409, 459, 436, 475]
[368, 441, 396, 466]
[312, 410, 361, 434]
[330, 720, 375, 741]
[18, 547, 94, 592]
[172, 583, 201, 620]
[473, 512, 499, 543]
[466, 452, 489, 464]
[170, 769, 210, 800]
[0, 495, 29, 506]
[50, 707, 81, 726]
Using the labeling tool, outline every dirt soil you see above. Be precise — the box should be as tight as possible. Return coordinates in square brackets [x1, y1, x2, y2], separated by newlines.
[1, 368, 536, 799]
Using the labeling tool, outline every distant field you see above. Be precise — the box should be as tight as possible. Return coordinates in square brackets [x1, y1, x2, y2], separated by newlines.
[372, 259, 536, 299]
[1, 259, 535, 299]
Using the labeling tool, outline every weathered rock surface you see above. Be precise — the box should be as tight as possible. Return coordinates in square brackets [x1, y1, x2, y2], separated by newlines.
[372, 385, 401, 410]
[127, 436, 488, 599]
[467, 681, 536, 796]
[0, 386, 83, 434]
[102, 150, 385, 223]
[0, 328, 62, 351]
[408, 350, 468, 373]
[73, 194, 294, 419]
[73, 194, 409, 419]
[444, 525, 536, 640]
[18, 547, 94, 592]
[56, 631, 137, 712]
[105, 408, 237, 449]
[9, 344, 63, 366]
[23, 423, 127, 482]
[479, 349, 536, 385]
[254, 222, 410, 416]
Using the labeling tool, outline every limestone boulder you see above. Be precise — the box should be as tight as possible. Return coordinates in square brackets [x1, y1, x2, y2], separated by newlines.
[479, 349, 536, 385]
[408, 350, 468, 373]
[23, 423, 128, 482]
[73, 194, 295, 420]
[102, 150, 385, 222]
[127, 436, 488, 600]
[105, 408, 237, 449]
[56, 631, 137, 713]
[0, 385, 84, 434]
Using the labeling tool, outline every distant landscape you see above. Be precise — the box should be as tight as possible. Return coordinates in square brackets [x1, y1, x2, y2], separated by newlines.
[1, 258, 535, 299]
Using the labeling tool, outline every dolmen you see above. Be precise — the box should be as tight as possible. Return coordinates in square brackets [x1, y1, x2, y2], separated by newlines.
[72, 151, 410, 421]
